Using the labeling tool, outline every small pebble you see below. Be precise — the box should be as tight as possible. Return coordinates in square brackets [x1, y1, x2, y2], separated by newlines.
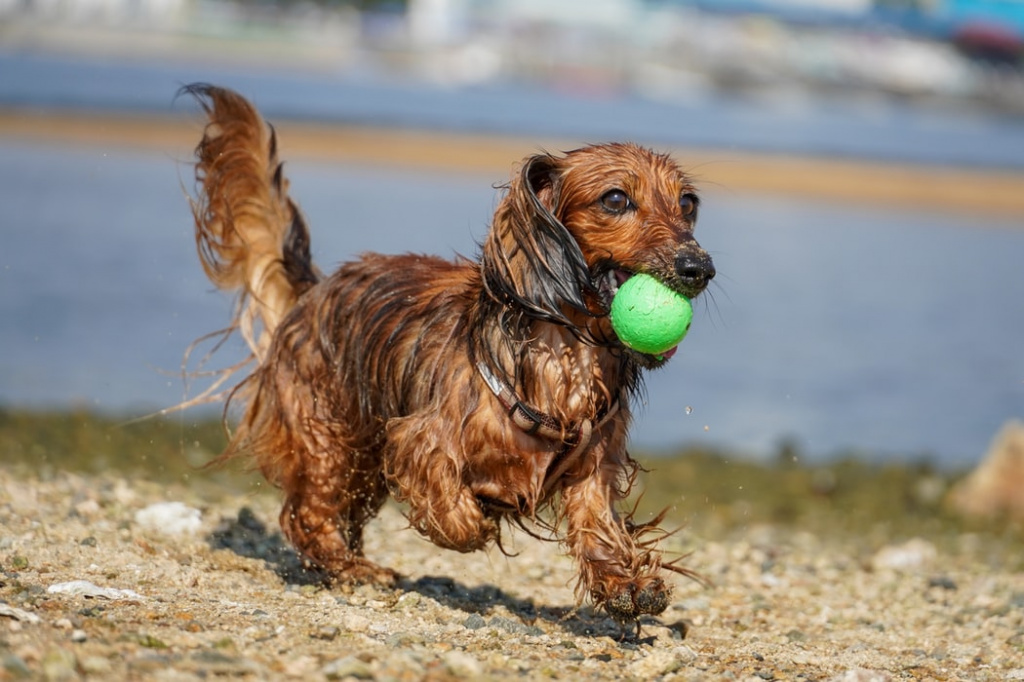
[927, 576, 957, 591]
[463, 613, 486, 630]
[79, 655, 112, 675]
[2, 653, 31, 678]
[442, 650, 483, 678]
[628, 647, 694, 678]
[385, 632, 426, 647]
[134, 501, 202, 536]
[322, 655, 373, 680]
[871, 538, 937, 572]
[41, 648, 77, 682]
[47, 580, 142, 601]
[396, 592, 421, 609]
[341, 612, 370, 633]
[313, 625, 340, 641]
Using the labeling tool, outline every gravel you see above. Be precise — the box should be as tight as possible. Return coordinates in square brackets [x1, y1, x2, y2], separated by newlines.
[1, 468, 1023, 681]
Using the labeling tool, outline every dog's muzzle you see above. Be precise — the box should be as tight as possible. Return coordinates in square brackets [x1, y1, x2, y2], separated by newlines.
[674, 250, 716, 296]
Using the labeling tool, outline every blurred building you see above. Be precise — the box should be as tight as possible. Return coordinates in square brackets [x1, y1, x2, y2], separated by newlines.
[1, 0, 187, 23]
[1, 0, 1021, 109]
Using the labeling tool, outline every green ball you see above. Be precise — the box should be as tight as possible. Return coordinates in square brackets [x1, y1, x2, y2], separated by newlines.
[610, 273, 693, 355]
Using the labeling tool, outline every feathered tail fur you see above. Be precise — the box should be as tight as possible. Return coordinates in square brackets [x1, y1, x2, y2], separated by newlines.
[183, 83, 319, 363]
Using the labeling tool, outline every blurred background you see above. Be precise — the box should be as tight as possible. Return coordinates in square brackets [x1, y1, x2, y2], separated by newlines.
[1, 0, 1023, 475]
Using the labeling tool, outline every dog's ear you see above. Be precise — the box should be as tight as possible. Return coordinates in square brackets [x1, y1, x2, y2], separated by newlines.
[481, 153, 596, 329]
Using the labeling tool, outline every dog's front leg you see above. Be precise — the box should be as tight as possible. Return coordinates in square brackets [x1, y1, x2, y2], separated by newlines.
[560, 449, 671, 623]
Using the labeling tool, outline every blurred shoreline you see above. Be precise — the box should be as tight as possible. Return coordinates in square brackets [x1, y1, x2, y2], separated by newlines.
[4, 107, 1024, 220]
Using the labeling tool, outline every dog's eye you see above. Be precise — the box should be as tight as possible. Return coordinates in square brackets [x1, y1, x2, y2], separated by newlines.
[679, 192, 699, 218]
[600, 190, 632, 213]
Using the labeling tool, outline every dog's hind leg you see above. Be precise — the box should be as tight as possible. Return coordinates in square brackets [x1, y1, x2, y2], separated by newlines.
[276, 443, 397, 587]
[383, 414, 501, 553]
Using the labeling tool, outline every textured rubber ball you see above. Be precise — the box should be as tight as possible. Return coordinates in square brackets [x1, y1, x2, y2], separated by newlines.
[609, 273, 693, 355]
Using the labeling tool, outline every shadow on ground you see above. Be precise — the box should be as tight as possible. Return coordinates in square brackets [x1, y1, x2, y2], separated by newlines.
[206, 507, 668, 642]
[208, 506, 327, 586]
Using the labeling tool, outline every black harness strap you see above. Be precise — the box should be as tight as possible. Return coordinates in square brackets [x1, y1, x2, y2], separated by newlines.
[476, 361, 620, 447]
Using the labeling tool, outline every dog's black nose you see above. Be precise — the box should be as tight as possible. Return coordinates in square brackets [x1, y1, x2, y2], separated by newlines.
[675, 251, 716, 291]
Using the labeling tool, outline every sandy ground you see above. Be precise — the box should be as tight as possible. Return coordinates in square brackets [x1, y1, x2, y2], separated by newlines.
[3, 108, 1024, 221]
[1, 467, 1023, 681]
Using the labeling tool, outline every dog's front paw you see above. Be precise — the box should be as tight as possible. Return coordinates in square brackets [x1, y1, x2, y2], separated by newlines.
[603, 577, 671, 623]
[325, 558, 401, 589]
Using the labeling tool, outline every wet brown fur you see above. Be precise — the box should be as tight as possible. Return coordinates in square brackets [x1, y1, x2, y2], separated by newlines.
[181, 84, 714, 622]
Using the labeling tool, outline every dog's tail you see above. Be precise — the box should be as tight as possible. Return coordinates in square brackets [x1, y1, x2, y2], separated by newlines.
[182, 83, 320, 362]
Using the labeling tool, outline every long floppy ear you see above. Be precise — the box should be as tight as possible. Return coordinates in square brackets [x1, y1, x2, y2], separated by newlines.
[481, 153, 596, 328]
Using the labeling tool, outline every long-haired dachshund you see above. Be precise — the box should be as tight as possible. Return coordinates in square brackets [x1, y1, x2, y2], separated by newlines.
[181, 84, 715, 625]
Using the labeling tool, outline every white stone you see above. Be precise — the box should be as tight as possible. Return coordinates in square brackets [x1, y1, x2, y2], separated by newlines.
[134, 501, 202, 536]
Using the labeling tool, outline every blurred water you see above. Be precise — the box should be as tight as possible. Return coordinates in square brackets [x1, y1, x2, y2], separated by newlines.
[2, 140, 1021, 467]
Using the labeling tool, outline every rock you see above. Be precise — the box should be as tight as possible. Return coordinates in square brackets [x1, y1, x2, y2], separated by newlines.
[323, 655, 373, 680]
[134, 501, 202, 536]
[870, 538, 937, 572]
[462, 613, 486, 630]
[187, 650, 264, 676]
[126, 653, 174, 676]
[628, 646, 696, 677]
[341, 612, 371, 633]
[2, 652, 32, 679]
[41, 648, 77, 682]
[0, 603, 42, 624]
[395, 591, 421, 609]
[442, 650, 483, 678]
[927, 576, 957, 591]
[385, 631, 426, 647]
[487, 615, 541, 636]
[947, 420, 1024, 520]
[47, 580, 142, 601]
[312, 625, 340, 641]
[79, 655, 112, 675]
[281, 655, 319, 678]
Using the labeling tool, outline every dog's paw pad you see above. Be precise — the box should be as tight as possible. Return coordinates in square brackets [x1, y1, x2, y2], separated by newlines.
[603, 578, 670, 622]
[635, 581, 670, 615]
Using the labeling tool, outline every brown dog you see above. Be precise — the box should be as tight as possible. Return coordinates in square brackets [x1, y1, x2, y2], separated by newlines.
[181, 84, 715, 624]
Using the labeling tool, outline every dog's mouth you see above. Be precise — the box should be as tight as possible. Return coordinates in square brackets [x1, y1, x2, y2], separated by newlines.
[597, 268, 631, 306]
